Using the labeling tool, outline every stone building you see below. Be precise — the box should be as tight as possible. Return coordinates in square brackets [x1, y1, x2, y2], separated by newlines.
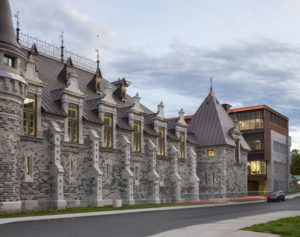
[0, 0, 249, 212]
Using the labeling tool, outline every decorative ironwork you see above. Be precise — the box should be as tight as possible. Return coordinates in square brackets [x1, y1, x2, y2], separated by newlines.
[19, 32, 97, 72]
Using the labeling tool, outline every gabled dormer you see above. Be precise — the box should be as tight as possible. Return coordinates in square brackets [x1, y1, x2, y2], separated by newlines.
[23, 44, 45, 137]
[128, 93, 145, 153]
[112, 77, 131, 103]
[175, 108, 188, 158]
[98, 84, 117, 148]
[153, 102, 168, 156]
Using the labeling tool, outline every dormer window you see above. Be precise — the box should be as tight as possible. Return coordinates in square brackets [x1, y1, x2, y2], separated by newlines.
[158, 127, 165, 156]
[104, 112, 113, 148]
[23, 93, 36, 136]
[133, 120, 142, 152]
[68, 104, 79, 143]
[179, 132, 185, 158]
[4, 55, 16, 68]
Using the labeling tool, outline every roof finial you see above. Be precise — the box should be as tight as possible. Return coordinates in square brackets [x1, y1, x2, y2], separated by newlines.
[60, 31, 64, 63]
[95, 49, 100, 68]
[14, 11, 20, 43]
[210, 77, 213, 92]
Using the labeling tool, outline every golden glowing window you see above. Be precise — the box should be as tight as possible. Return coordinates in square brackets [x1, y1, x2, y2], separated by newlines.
[248, 140, 262, 150]
[68, 104, 79, 142]
[208, 150, 214, 157]
[179, 132, 185, 158]
[133, 120, 141, 152]
[247, 161, 266, 175]
[25, 154, 31, 175]
[238, 118, 264, 131]
[23, 93, 36, 136]
[158, 127, 165, 156]
[104, 113, 113, 148]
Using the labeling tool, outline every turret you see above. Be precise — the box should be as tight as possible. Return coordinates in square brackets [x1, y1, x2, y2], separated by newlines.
[0, 0, 28, 212]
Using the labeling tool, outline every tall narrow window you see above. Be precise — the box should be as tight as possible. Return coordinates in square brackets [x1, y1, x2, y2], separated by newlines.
[105, 163, 110, 179]
[23, 93, 36, 136]
[70, 158, 75, 177]
[158, 127, 165, 156]
[235, 140, 240, 163]
[179, 132, 185, 158]
[104, 113, 113, 148]
[68, 104, 79, 142]
[25, 154, 31, 175]
[133, 120, 141, 152]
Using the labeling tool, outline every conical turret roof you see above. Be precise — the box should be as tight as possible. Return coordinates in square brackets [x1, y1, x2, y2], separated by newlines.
[0, 0, 25, 56]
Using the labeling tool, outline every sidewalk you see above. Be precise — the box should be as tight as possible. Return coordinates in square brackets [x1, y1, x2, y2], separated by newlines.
[148, 211, 300, 237]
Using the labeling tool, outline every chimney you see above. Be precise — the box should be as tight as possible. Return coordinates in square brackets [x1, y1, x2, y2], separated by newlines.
[222, 103, 232, 112]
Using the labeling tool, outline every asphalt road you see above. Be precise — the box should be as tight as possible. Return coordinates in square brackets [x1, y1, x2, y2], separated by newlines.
[1, 198, 300, 237]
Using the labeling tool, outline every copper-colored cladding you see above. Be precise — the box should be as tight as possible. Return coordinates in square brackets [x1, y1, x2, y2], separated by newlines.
[228, 105, 289, 163]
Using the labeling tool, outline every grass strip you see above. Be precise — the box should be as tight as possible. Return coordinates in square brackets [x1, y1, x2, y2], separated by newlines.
[0, 202, 213, 218]
[242, 216, 300, 237]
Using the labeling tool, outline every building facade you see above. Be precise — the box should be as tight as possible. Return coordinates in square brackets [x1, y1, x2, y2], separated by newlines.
[0, 0, 249, 212]
[229, 106, 291, 193]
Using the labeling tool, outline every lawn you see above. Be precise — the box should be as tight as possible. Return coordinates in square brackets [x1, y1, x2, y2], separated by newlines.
[242, 216, 300, 237]
[0, 202, 212, 218]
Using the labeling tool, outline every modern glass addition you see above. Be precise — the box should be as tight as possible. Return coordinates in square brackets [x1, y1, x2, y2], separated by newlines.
[238, 118, 264, 131]
[248, 140, 263, 150]
[133, 120, 141, 152]
[247, 161, 266, 175]
[23, 93, 36, 136]
[4, 55, 16, 68]
[158, 127, 165, 156]
[179, 132, 185, 158]
[68, 104, 79, 142]
[104, 113, 113, 148]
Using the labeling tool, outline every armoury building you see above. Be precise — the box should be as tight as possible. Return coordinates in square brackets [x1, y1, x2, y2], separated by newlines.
[2, 0, 257, 212]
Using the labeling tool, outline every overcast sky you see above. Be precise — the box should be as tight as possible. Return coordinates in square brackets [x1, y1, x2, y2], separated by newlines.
[10, 0, 300, 149]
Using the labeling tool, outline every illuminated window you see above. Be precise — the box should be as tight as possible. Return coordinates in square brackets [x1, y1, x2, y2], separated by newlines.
[238, 118, 264, 131]
[25, 154, 31, 175]
[70, 158, 75, 177]
[247, 161, 266, 175]
[104, 113, 113, 147]
[68, 104, 79, 142]
[248, 140, 262, 150]
[208, 150, 214, 157]
[179, 132, 185, 158]
[4, 55, 16, 68]
[23, 93, 36, 136]
[157, 127, 165, 156]
[133, 120, 141, 152]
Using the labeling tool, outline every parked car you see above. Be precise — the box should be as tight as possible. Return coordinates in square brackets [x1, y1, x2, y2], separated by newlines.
[266, 191, 285, 202]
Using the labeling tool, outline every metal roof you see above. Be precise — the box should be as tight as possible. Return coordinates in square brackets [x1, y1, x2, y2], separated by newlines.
[188, 90, 250, 150]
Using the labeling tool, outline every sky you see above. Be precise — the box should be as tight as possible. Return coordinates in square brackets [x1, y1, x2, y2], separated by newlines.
[9, 0, 300, 149]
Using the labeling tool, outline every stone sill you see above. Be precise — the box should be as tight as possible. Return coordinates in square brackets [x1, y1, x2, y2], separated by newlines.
[100, 147, 120, 153]
[21, 135, 44, 143]
[157, 155, 170, 160]
[178, 158, 187, 163]
[131, 152, 145, 157]
[62, 142, 87, 148]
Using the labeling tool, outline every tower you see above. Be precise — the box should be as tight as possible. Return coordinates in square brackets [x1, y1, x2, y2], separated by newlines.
[0, 0, 28, 211]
